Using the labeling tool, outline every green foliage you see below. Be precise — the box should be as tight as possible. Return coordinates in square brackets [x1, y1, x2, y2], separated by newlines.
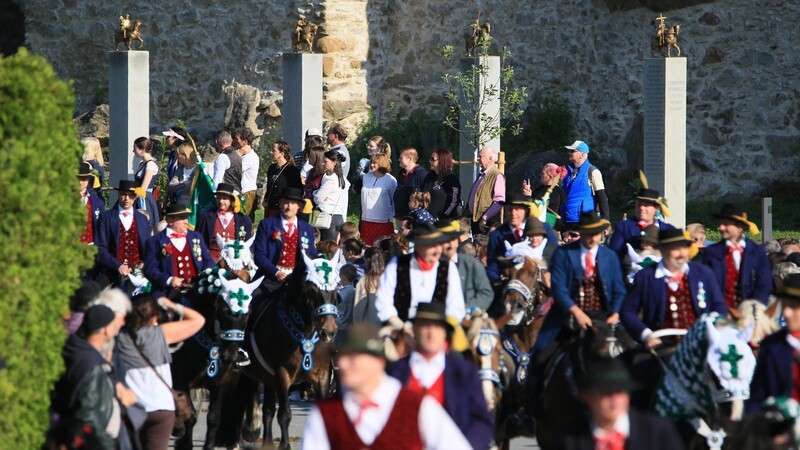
[442, 46, 528, 149]
[0, 49, 93, 448]
[528, 95, 573, 153]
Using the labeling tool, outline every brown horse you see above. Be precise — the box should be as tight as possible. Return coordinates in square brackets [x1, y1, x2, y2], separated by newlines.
[229, 255, 339, 450]
[114, 20, 144, 51]
[493, 257, 550, 450]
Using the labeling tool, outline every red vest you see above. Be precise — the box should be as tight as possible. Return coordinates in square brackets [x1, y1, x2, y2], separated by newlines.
[724, 251, 740, 309]
[171, 240, 197, 281]
[277, 225, 299, 270]
[318, 388, 424, 450]
[407, 371, 445, 406]
[210, 214, 236, 262]
[581, 271, 603, 313]
[80, 199, 93, 244]
[116, 217, 140, 265]
[664, 273, 697, 332]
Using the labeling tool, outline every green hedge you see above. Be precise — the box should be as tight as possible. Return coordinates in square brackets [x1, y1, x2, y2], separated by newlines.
[0, 49, 94, 448]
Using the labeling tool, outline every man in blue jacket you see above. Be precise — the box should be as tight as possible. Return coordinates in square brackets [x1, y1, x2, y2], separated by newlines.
[386, 302, 494, 450]
[534, 211, 626, 354]
[194, 182, 253, 263]
[608, 187, 674, 273]
[143, 204, 214, 295]
[621, 228, 727, 348]
[252, 187, 317, 292]
[702, 204, 772, 308]
[561, 140, 610, 228]
[93, 180, 152, 287]
[747, 273, 800, 413]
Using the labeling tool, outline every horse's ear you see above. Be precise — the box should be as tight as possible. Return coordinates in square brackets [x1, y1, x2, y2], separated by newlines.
[245, 234, 256, 250]
[215, 233, 226, 251]
[218, 274, 233, 293]
[247, 276, 264, 293]
[332, 248, 344, 266]
[738, 323, 755, 344]
[704, 315, 722, 344]
[767, 299, 781, 318]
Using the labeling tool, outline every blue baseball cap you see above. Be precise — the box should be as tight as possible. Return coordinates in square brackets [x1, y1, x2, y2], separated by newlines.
[565, 140, 590, 154]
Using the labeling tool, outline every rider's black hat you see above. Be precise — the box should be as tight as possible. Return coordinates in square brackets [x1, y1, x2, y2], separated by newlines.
[578, 359, 640, 393]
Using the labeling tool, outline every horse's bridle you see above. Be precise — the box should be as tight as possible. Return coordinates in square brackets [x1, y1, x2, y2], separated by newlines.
[503, 278, 541, 326]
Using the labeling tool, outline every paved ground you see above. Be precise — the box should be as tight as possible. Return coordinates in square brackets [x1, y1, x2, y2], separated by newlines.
[182, 398, 539, 449]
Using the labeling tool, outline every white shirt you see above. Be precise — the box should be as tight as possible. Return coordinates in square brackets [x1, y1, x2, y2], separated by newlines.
[579, 243, 600, 271]
[166, 227, 187, 251]
[409, 351, 446, 388]
[360, 172, 397, 222]
[332, 144, 351, 178]
[375, 256, 466, 322]
[641, 260, 692, 341]
[591, 412, 630, 441]
[240, 150, 260, 193]
[118, 206, 134, 231]
[314, 173, 350, 216]
[726, 239, 747, 271]
[301, 375, 470, 450]
[212, 153, 231, 188]
[281, 216, 298, 234]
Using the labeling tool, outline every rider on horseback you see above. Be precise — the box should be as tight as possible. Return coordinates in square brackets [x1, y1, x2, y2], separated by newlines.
[252, 187, 317, 293]
[142, 203, 214, 297]
[621, 228, 727, 349]
[194, 182, 253, 264]
[374, 223, 466, 331]
[534, 211, 626, 355]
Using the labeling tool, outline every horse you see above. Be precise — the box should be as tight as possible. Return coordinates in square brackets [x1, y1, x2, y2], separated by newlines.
[653, 313, 757, 449]
[230, 251, 340, 449]
[491, 256, 550, 450]
[114, 20, 144, 51]
[730, 298, 782, 351]
[169, 236, 261, 450]
[464, 308, 504, 412]
[651, 23, 680, 57]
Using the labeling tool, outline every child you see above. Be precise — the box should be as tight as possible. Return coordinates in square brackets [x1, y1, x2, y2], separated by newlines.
[343, 238, 366, 283]
[408, 191, 435, 225]
[337, 221, 359, 245]
[336, 264, 357, 334]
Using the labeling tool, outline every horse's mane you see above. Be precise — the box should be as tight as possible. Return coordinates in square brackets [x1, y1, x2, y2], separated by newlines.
[655, 314, 719, 420]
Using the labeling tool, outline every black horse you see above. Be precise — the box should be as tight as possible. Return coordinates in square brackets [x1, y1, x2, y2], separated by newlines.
[170, 268, 262, 450]
[220, 255, 339, 449]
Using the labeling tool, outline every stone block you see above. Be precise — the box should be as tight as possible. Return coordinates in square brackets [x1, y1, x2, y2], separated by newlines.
[108, 51, 149, 202]
[316, 36, 347, 53]
[644, 57, 686, 227]
[282, 53, 323, 157]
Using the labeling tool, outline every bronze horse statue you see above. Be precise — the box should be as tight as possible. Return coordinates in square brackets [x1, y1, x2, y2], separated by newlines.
[114, 19, 144, 51]
[225, 252, 340, 450]
[465, 15, 492, 57]
[651, 22, 681, 57]
[292, 18, 318, 53]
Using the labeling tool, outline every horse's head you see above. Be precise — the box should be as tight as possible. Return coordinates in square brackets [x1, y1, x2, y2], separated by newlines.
[731, 299, 782, 350]
[466, 309, 503, 411]
[216, 234, 257, 282]
[502, 257, 544, 327]
[215, 275, 263, 364]
[704, 316, 757, 415]
[301, 251, 342, 344]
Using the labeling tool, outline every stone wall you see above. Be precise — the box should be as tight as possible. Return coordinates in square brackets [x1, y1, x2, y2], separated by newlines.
[21, 0, 800, 199]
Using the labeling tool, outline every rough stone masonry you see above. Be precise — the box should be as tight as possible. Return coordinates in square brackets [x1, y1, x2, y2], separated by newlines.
[19, 0, 800, 200]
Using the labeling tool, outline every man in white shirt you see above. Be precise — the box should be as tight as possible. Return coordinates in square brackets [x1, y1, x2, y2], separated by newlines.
[326, 123, 351, 177]
[375, 223, 467, 330]
[233, 128, 260, 220]
[302, 324, 471, 450]
[212, 129, 243, 191]
[386, 302, 494, 450]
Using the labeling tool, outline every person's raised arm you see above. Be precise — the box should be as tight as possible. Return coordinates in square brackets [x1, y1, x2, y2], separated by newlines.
[158, 297, 205, 344]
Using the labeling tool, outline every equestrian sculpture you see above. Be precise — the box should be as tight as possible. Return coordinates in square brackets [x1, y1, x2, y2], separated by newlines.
[114, 14, 144, 51]
[651, 14, 681, 57]
[292, 16, 318, 53]
[465, 12, 492, 57]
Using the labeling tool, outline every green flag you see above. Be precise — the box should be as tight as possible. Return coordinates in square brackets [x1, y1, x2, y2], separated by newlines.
[185, 134, 216, 230]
